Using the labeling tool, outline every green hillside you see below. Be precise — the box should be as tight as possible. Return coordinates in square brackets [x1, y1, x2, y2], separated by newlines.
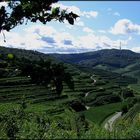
[0, 47, 140, 139]
[51, 49, 140, 82]
[51, 49, 140, 68]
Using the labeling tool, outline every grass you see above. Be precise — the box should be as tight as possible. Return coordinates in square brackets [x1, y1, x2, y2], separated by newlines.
[123, 103, 140, 122]
[0, 68, 138, 124]
[83, 102, 123, 125]
[0, 102, 20, 113]
[129, 80, 140, 94]
[0, 102, 65, 114]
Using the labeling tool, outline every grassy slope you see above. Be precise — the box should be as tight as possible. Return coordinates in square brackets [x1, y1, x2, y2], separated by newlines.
[129, 80, 140, 95]
[0, 47, 139, 127]
[83, 102, 123, 125]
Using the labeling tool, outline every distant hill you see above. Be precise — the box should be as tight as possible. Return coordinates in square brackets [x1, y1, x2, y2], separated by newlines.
[0, 46, 81, 78]
[1, 47, 140, 68]
[50, 49, 140, 67]
[50, 49, 140, 79]
[0, 46, 54, 62]
[1, 47, 140, 79]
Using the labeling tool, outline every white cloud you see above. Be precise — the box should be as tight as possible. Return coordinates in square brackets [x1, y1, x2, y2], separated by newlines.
[25, 25, 57, 36]
[0, 2, 8, 8]
[52, 3, 81, 15]
[107, 8, 112, 12]
[107, 8, 120, 17]
[0, 25, 76, 51]
[0, 23, 132, 53]
[82, 11, 98, 18]
[98, 30, 106, 34]
[83, 27, 94, 33]
[131, 47, 140, 53]
[77, 33, 131, 51]
[52, 3, 98, 18]
[75, 21, 85, 27]
[110, 19, 140, 35]
[113, 12, 120, 16]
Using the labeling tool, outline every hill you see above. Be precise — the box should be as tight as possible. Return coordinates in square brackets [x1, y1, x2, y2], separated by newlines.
[50, 49, 140, 79]
[0, 46, 55, 62]
[0, 46, 139, 139]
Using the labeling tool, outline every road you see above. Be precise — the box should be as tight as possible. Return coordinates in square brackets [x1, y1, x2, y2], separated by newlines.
[85, 74, 122, 130]
[85, 74, 96, 110]
[104, 112, 122, 131]
[85, 75, 96, 97]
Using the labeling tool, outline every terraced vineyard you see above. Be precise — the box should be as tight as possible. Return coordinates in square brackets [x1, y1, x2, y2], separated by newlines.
[0, 69, 96, 115]
[123, 103, 140, 122]
[0, 47, 139, 129]
[0, 77, 60, 103]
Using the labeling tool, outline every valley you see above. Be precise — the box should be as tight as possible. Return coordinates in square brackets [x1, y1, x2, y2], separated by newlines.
[0, 46, 140, 139]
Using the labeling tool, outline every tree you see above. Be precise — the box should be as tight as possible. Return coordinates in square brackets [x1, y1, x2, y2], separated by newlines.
[0, 0, 79, 33]
[0, 0, 77, 95]
[51, 63, 74, 95]
[20, 59, 74, 95]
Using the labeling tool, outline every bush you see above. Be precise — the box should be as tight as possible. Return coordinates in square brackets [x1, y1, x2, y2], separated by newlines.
[0, 61, 8, 68]
[68, 99, 86, 112]
[121, 104, 128, 114]
[0, 101, 140, 139]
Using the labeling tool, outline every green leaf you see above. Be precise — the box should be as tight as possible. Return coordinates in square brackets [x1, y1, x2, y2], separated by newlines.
[51, 7, 60, 16]
[68, 17, 74, 25]
[71, 12, 79, 19]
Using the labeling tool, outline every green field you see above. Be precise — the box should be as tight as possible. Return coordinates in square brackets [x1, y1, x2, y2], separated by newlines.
[83, 102, 123, 125]
[129, 81, 140, 94]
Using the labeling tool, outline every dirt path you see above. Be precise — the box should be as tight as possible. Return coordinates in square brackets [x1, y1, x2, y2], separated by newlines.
[85, 75, 122, 128]
[104, 112, 122, 131]
[85, 75, 96, 97]
[85, 74, 96, 110]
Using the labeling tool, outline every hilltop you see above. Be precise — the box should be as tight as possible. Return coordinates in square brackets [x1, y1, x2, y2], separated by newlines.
[50, 49, 140, 79]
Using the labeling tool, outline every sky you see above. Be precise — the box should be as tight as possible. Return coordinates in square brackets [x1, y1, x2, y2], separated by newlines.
[0, 1, 140, 54]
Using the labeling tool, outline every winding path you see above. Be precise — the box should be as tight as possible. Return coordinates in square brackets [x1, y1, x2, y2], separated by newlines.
[104, 112, 122, 131]
[85, 74, 122, 130]
[85, 74, 96, 110]
[85, 75, 96, 97]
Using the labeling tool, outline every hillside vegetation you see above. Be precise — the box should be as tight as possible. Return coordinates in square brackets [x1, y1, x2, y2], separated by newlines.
[51, 49, 140, 77]
[0, 46, 140, 139]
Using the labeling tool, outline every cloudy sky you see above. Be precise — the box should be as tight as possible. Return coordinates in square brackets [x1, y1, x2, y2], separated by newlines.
[0, 1, 140, 53]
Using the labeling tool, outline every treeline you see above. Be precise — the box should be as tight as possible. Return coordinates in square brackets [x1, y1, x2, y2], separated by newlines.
[52, 49, 140, 68]
[0, 46, 56, 63]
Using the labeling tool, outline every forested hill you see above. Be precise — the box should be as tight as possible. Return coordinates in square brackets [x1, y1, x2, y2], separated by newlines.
[1, 46, 140, 70]
[0, 46, 55, 62]
[50, 49, 140, 68]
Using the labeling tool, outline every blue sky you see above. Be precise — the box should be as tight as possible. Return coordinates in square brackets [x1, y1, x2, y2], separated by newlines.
[0, 1, 140, 53]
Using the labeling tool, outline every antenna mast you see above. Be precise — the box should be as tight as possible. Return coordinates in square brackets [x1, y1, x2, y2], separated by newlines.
[119, 41, 122, 50]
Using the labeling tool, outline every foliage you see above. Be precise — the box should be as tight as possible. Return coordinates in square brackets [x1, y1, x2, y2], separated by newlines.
[0, 46, 74, 95]
[20, 59, 74, 95]
[0, 0, 79, 33]
[119, 88, 134, 100]
[0, 101, 88, 139]
[0, 101, 140, 139]
[7, 53, 14, 59]
[52, 49, 140, 73]
[0, 47, 140, 139]
[122, 103, 140, 122]
[68, 99, 86, 112]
